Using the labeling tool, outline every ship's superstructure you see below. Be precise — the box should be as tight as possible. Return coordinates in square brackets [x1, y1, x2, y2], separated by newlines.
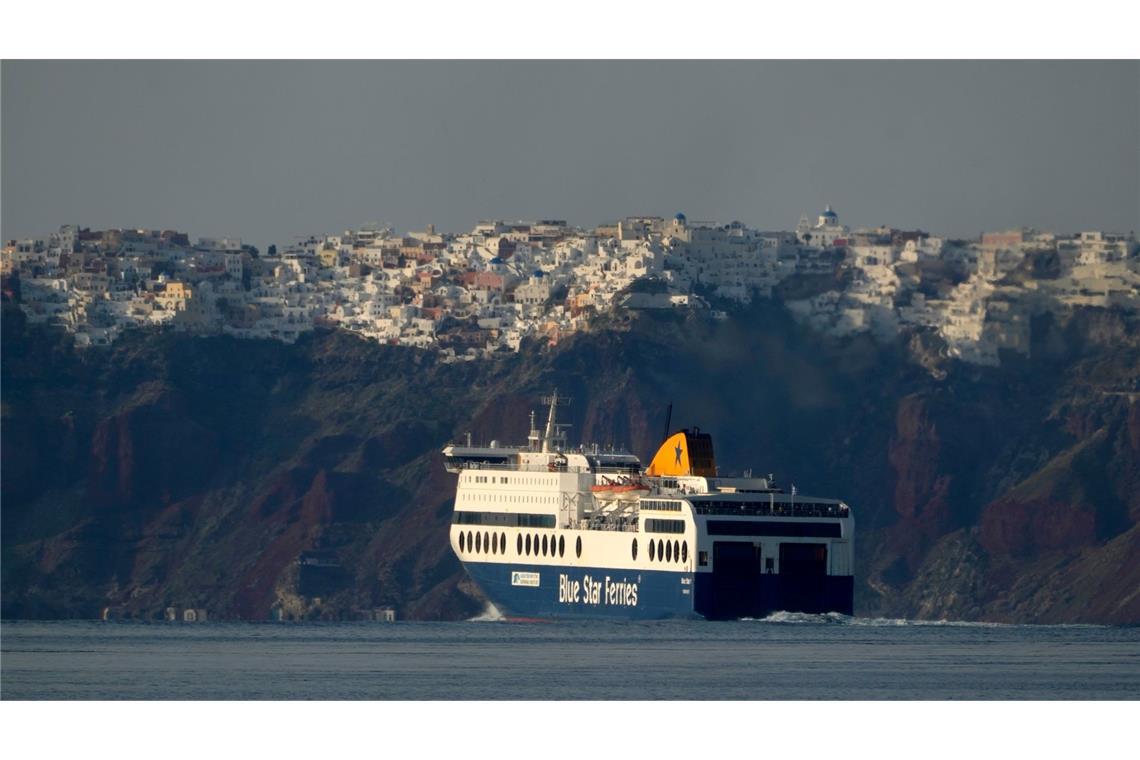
[443, 392, 854, 619]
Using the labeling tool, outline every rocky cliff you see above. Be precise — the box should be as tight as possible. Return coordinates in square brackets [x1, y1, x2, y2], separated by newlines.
[3, 302, 1138, 623]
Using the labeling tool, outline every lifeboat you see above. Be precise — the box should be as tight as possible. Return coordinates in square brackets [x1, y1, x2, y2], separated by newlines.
[591, 477, 650, 494]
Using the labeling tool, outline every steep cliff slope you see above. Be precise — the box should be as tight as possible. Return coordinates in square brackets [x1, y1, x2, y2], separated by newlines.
[3, 303, 1138, 622]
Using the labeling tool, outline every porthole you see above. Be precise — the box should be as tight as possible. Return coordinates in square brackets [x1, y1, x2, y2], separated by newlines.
[475, 532, 482, 553]
[517, 534, 523, 555]
[666, 540, 673, 562]
[575, 536, 582, 558]
[491, 532, 497, 555]
[631, 538, 638, 560]
[526, 534, 532, 555]
[681, 541, 688, 563]
[534, 534, 539, 556]
[459, 532, 466, 552]
[542, 535, 549, 556]
[674, 540, 680, 563]
[500, 533, 506, 554]
[559, 536, 565, 557]
[484, 532, 490, 555]
[649, 540, 656, 561]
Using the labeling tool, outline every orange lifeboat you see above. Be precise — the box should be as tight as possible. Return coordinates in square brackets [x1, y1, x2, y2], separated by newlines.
[591, 477, 650, 494]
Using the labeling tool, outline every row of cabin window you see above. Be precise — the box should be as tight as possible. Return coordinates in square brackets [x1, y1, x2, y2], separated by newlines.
[464, 475, 557, 486]
[518, 533, 565, 558]
[459, 530, 507, 555]
[641, 500, 682, 512]
[631, 537, 688, 563]
[458, 530, 583, 559]
[452, 511, 556, 528]
[644, 518, 686, 534]
[691, 500, 845, 518]
[468, 493, 558, 505]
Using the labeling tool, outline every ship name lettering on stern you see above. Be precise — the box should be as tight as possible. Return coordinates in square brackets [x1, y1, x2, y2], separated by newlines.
[581, 574, 602, 605]
[558, 573, 581, 603]
[605, 576, 639, 607]
[560, 573, 639, 607]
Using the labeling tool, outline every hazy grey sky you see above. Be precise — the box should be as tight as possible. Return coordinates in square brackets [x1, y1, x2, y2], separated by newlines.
[3, 61, 1138, 249]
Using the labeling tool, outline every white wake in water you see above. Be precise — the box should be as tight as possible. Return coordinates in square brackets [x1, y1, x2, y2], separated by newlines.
[467, 602, 505, 622]
[750, 611, 1016, 627]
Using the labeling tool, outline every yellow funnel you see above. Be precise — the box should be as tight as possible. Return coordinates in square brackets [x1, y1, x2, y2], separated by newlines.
[646, 429, 716, 477]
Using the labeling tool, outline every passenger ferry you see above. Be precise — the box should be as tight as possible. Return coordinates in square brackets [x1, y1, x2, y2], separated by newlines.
[443, 392, 854, 620]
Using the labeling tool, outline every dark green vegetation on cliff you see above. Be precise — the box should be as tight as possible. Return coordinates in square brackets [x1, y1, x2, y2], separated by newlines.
[3, 303, 1139, 623]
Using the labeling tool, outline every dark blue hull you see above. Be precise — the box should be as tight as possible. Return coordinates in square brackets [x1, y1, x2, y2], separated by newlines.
[463, 561, 697, 620]
[463, 560, 854, 620]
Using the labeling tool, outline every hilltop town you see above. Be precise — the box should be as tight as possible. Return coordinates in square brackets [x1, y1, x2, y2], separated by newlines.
[3, 207, 1138, 366]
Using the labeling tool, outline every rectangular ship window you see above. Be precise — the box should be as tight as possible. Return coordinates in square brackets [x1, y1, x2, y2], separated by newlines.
[642, 500, 682, 512]
[452, 511, 555, 528]
[698, 551, 709, 567]
[706, 520, 840, 537]
[645, 518, 685, 534]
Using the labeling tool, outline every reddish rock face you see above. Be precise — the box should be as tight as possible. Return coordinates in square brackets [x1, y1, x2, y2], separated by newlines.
[979, 497, 1097, 558]
[86, 390, 218, 510]
[888, 394, 947, 522]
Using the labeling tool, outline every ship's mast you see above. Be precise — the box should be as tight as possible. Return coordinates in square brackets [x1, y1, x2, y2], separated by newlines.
[539, 390, 571, 453]
[542, 390, 559, 452]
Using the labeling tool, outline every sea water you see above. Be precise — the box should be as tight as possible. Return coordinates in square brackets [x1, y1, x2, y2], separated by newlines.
[2, 613, 1138, 699]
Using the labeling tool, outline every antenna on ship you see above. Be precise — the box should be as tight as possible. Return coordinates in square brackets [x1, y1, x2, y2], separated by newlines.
[662, 402, 673, 441]
[540, 390, 571, 453]
[527, 410, 540, 452]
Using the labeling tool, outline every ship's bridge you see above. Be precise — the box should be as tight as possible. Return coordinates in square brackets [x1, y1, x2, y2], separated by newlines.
[442, 443, 520, 473]
[443, 445, 641, 475]
[686, 493, 851, 520]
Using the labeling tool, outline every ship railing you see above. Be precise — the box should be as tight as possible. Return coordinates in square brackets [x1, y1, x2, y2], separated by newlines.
[570, 516, 639, 533]
[457, 461, 592, 474]
[592, 466, 643, 476]
[691, 501, 849, 519]
[445, 441, 635, 457]
[454, 462, 641, 475]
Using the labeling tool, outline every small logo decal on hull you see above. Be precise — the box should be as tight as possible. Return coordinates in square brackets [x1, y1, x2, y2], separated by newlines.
[511, 571, 540, 587]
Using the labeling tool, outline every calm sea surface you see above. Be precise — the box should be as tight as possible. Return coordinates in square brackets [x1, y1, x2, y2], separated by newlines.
[2, 613, 1138, 700]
